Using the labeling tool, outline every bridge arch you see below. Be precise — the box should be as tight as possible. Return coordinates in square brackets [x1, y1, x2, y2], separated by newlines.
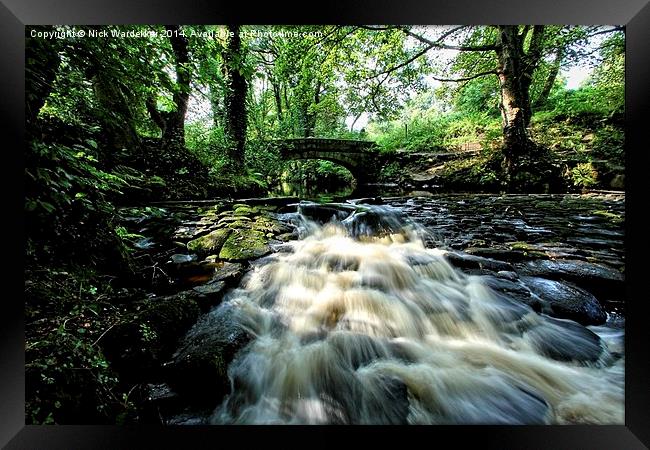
[270, 138, 380, 183]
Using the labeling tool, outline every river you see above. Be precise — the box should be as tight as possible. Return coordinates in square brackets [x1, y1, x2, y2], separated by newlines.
[124, 192, 625, 425]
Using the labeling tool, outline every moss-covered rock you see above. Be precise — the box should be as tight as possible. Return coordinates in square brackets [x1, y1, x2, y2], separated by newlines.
[232, 204, 260, 216]
[218, 215, 252, 224]
[186, 229, 231, 255]
[219, 229, 270, 261]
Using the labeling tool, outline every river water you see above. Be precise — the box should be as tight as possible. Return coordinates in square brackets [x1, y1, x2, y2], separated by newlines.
[175, 196, 625, 425]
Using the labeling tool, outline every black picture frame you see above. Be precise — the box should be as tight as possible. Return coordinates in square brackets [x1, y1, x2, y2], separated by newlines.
[2, 0, 649, 448]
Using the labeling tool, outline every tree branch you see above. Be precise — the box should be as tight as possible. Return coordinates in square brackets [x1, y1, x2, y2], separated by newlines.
[402, 28, 499, 52]
[371, 45, 432, 78]
[430, 69, 499, 83]
[586, 26, 624, 38]
[367, 26, 472, 79]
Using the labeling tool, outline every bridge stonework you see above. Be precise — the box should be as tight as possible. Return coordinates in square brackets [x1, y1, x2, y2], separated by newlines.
[268, 138, 481, 185]
[271, 138, 384, 183]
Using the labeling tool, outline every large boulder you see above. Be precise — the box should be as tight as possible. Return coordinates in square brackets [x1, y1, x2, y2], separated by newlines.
[298, 202, 356, 223]
[521, 277, 607, 326]
[186, 228, 231, 255]
[219, 229, 271, 261]
[164, 302, 254, 406]
[525, 316, 605, 364]
[515, 259, 624, 299]
[479, 275, 545, 313]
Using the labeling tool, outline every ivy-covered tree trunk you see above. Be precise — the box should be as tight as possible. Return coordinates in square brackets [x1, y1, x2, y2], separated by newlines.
[223, 24, 247, 170]
[25, 26, 61, 134]
[145, 26, 190, 151]
[91, 71, 141, 166]
[297, 80, 320, 138]
[209, 86, 223, 128]
[163, 26, 190, 149]
[495, 26, 543, 179]
[270, 76, 283, 123]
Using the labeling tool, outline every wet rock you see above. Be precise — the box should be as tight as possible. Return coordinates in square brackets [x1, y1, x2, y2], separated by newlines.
[192, 280, 226, 302]
[348, 197, 384, 205]
[464, 247, 527, 262]
[526, 316, 604, 364]
[520, 277, 607, 326]
[165, 302, 254, 405]
[211, 262, 244, 284]
[219, 229, 271, 261]
[480, 275, 544, 313]
[218, 215, 252, 224]
[166, 411, 211, 425]
[298, 202, 356, 223]
[169, 254, 197, 264]
[137, 383, 184, 424]
[276, 231, 297, 242]
[440, 381, 550, 425]
[186, 229, 231, 255]
[236, 196, 299, 207]
[566, 236, 622, 249]
[444, 251, 515, 273]
[232, 205, 260, 216]
[134, 237, 155, 249]
[342, 208, 409, 238]
[497, 270, 519, 281]
[516, 259, 624, 299]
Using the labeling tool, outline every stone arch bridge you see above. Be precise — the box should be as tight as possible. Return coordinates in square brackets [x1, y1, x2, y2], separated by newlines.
[269, 138, 382, 183]
[268, 138, 481, 184]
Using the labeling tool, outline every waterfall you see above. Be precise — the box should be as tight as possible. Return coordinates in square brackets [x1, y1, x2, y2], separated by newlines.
[204, 203, 624, 424]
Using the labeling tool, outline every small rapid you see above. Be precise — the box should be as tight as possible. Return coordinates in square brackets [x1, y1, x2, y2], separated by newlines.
[192, 202, 624, 424]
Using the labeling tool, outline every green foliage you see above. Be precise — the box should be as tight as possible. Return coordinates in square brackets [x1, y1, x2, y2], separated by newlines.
[280, 159, 355, 190]
[587, 33, 624, 114]
[379, 162, 402, 182]
[453, 77, 500, 117]
[592, 125, 624, 166]
[185, 122, 229, 167]
[25, 138, 131, 267]
[571, 162, 599, 188]
[540, 86, 619, 120]
[370, 111, 501, 152]
[25, 266, 133, 424]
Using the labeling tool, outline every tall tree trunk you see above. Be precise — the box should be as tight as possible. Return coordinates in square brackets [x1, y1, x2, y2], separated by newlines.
[145, 26, 191, 150]
[270, 76, 283, 123]
[533, 47, 563, 109]
[91, 71, 140, 166]
[299, 80, 320, 137]
[209, 85, 223, 128]
[163, 25, 190, 149]
[306, 80, 320, 136]
[495, 26, 543, 178]
[25, 26, 61, 135]
[223, 24, 247, 170]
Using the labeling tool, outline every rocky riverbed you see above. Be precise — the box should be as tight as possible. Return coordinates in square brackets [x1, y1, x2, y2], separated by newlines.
[101, 192, 625, 424]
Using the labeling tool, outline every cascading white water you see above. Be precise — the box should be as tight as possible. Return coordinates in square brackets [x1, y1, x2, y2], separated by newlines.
[210, 204, 624, 425]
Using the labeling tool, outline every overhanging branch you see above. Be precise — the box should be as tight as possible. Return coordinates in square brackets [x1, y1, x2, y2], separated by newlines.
[402, 28, 499, 52]
[430, 69, 499, 83]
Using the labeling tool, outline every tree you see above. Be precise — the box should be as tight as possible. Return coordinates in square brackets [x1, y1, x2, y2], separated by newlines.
[25, 26, 61, 134]
[222, 24, 248, 170]
[363, 25, 623, 184]
[146, 25, 191, 150]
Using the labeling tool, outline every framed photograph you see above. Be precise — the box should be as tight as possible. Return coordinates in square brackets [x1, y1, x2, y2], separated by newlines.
[3, 0, 649, 447]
